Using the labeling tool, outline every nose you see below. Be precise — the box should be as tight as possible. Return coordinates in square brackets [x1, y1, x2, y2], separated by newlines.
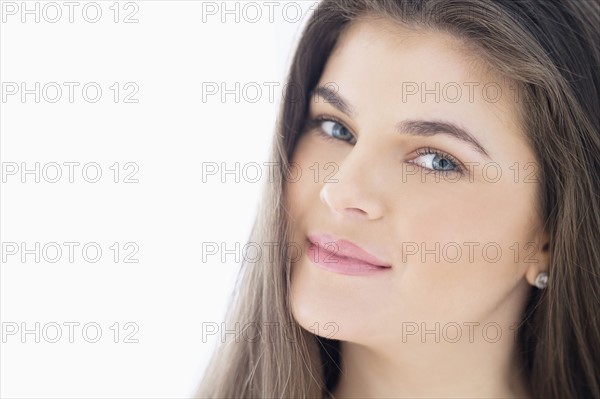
[319, 147, 386, 221]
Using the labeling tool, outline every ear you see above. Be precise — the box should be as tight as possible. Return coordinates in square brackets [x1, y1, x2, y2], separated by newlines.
[524, 228, 551, 287]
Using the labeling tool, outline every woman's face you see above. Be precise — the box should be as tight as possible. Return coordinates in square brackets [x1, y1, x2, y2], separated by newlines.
[285, 18, 549, 348]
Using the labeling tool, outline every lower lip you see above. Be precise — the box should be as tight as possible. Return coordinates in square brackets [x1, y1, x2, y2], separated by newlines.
[307, 241, 392, 276]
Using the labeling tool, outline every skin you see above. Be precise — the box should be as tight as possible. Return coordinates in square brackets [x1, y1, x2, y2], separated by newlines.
[284, 17, 551, 399]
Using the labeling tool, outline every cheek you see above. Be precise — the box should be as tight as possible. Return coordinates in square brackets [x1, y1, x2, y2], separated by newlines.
[391, 173, 540, 252]
[384, 179, 539, 321]
[285, 134, 339, 222]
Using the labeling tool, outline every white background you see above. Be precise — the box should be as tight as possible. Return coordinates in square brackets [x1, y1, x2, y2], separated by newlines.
[0, 1, 317, 396]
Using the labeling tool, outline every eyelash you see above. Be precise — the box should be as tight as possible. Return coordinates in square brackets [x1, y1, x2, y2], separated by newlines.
[304, 115, 465, 176]
[305, 115, 352, 143]
[413, 147, 464, 175]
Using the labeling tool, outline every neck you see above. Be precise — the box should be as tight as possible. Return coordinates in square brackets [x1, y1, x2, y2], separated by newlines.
[331, 321, 532, 399]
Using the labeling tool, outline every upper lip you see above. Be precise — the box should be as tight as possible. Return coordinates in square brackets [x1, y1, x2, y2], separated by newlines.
[307, 233, 391, 267]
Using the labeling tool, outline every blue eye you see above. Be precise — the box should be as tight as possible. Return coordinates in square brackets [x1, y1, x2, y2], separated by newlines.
[305, 116, 357, 144]
[413, 149, 462, 174]
[321, 120, 355, 142]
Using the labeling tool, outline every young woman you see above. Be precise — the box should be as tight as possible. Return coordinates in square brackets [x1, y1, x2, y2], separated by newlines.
[197, 1, 600, 398]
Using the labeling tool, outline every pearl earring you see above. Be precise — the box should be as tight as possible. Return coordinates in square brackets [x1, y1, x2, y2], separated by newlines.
[534, 272, 548, 289]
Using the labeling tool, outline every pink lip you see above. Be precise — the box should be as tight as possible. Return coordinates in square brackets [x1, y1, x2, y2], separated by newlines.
[306, 233, 391, 276]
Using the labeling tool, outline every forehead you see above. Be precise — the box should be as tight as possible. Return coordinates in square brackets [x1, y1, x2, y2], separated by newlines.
[328, 17, 494, 85]
[317, 17, 526, 151]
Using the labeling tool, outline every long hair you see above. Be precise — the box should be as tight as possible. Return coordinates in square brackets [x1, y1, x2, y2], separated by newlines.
[196, 1, 600, 398]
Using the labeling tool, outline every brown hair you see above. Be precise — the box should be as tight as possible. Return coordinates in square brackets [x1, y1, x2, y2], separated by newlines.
[196, 1, 600, 398]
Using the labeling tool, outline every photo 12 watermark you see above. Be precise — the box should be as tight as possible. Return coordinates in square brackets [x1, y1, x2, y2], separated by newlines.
[2, 321, 140, 343]
[1, 162, 140, 183]
[1, 241, 140, 264]
[1, 82, 140, 103]
[1, 2, 140, 24]
[201, 321, 339, 343]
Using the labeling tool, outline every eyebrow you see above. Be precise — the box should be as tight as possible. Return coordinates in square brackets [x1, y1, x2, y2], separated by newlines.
[311, 85, 491, 159]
